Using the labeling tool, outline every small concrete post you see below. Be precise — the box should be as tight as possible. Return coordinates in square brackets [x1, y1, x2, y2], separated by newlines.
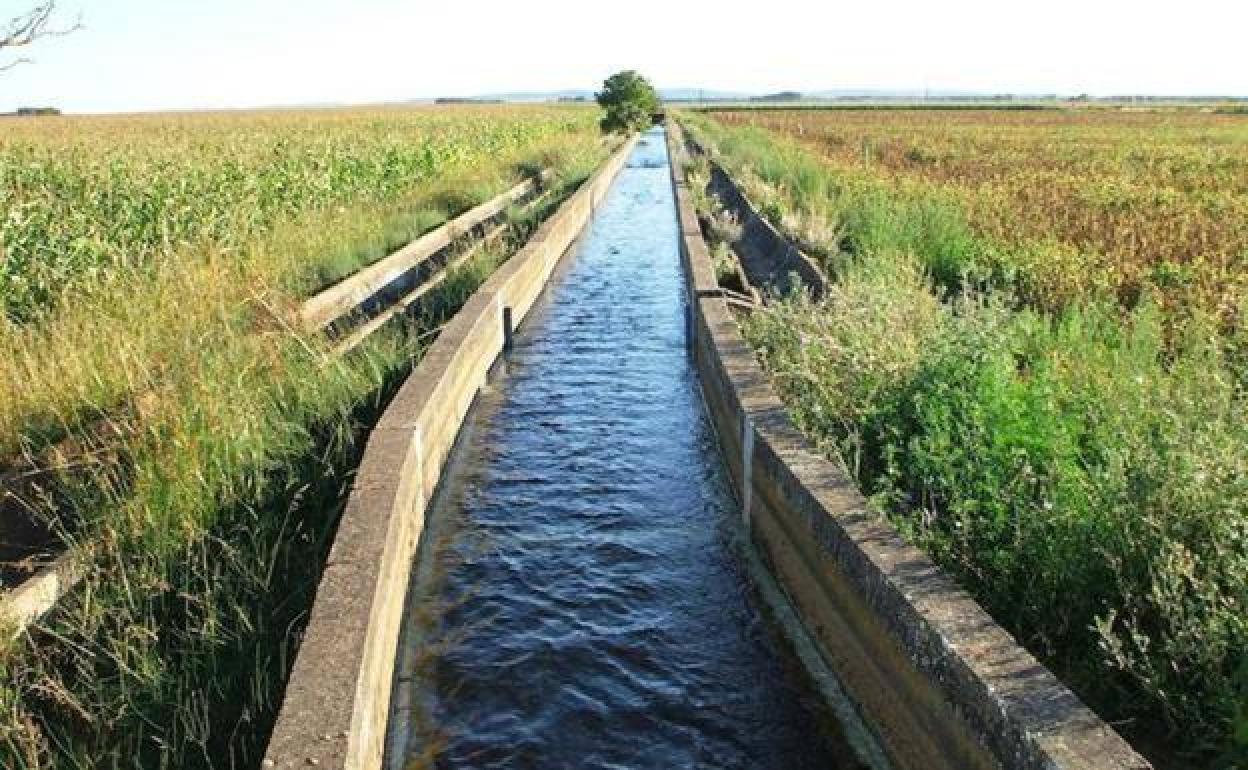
[502, 306, 514, 352]
[684, 303, 694, 358]
[741, 413, 754, 530]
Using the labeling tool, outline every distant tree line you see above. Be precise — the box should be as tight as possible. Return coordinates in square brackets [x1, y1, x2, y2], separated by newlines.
[751, 91, 803, 102]
[434, 97, 504, 105]
[2, 105, 61, 116]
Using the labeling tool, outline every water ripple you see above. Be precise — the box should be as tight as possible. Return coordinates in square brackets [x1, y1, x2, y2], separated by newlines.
[394, 128, 861, 770]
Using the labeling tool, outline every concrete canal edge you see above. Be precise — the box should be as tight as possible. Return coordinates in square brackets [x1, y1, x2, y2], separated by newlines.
[705, 161, 829, 299]
[298, 171, 551, 331]
[0, 550, 85, 635]
[666, 122, 1152, 770]
[263, 135, 639, 770]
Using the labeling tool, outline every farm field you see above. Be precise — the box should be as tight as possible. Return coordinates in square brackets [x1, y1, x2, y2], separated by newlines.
[680, 108, 1248, 766]
[0, 104, 604, 768]
[707, 108, 1248, 318]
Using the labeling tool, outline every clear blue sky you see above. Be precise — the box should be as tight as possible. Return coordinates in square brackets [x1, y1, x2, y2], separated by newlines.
[3, 0, 1245, 114]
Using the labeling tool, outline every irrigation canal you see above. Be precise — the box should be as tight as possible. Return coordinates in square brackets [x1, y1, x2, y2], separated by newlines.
[388, 127, 864, 769]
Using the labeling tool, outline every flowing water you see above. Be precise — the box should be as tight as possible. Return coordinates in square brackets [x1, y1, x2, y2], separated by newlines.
[390, 127, 865, 770]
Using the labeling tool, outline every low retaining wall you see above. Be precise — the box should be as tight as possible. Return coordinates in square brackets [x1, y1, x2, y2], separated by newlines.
[264, 135, 638, 770]
[299, 170, 552, 331]
[666, 122, 1150, 770]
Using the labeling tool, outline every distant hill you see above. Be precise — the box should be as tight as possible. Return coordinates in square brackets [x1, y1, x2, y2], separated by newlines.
[658, 88, 753, 102]
[456, 88, 753, 103]
[752, 92, 804, 102]
[436, 87, 1248, 106]
[469, 89, 595, 103]
[456, 87, 1052, 104]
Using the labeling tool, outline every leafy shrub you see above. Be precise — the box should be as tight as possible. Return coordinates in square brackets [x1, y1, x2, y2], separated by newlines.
[595, 71, 659, 135]
[744, 281, 1247, 761]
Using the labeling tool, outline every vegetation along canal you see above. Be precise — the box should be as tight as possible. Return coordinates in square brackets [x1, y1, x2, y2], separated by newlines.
[388, 127, 864, 769]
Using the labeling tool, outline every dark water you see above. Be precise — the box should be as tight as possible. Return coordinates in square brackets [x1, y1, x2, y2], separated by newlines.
[391, 128, 862, 770]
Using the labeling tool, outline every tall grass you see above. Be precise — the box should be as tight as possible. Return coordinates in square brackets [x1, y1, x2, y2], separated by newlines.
[0, 106, 585, 322]
[681, 111, 1248, 767]
[0, 106, 606, 768]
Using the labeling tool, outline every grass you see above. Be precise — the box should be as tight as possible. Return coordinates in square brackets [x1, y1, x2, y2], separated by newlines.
[680, 109, 1248, 768]
[0, 105, 606, 768]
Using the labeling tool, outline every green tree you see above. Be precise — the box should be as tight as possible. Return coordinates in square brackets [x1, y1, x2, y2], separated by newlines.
[595, 70, 659, 134]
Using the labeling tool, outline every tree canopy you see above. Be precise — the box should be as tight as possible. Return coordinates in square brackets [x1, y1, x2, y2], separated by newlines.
[595, 70, 659, 134]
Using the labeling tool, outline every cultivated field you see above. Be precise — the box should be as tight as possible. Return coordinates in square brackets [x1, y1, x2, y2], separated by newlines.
[708, 108, 1248, 318]
[0, 106, 596, 320]
[0, 105, 604, 768]
[682, 108, 1248, 767]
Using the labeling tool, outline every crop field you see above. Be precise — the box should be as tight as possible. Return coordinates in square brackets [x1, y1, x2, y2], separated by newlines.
[0, 104, 604, 768]
[708, 108, 1248, 319]
[0, 106, 590, 322]
[681, 109, 1248, 766]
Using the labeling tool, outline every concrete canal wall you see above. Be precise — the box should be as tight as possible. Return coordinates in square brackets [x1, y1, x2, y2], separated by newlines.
[264, 135, 638, 770]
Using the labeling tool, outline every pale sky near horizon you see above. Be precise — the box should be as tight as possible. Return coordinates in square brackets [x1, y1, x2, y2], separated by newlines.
[1, 0, 1245, 114]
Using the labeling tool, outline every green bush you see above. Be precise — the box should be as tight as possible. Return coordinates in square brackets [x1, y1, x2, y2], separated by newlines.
[595, 71, 659, 135]
[744, 282, 1248, 762]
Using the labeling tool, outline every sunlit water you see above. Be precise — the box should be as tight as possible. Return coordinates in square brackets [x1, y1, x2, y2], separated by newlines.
[390, 127, 862, 770]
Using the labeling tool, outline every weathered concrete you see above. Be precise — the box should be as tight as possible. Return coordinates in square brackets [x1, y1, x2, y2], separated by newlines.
[330, 215, 513, 356]
[299, 171, 553, 331]
[263, 135, 638, 770]
[666, 120, 1151, 770]
[0, 418, 133, 631]
[0, 550, 84, 635]
[685, 135, 827, 298]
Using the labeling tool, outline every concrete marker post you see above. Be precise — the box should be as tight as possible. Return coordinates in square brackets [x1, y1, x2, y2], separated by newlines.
[502, 306, 514, 353]
[684, 303, 694, 358]
[741, 412, 754, 530]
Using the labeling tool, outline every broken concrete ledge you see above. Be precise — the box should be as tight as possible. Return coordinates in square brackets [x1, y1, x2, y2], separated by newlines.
[666, 120, 1150, 770]
[0, 550, 85, 636]
[263, 135, 638, 770]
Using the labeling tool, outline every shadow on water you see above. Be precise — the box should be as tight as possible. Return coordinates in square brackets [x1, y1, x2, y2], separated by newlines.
[389, 127, 871, 770]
